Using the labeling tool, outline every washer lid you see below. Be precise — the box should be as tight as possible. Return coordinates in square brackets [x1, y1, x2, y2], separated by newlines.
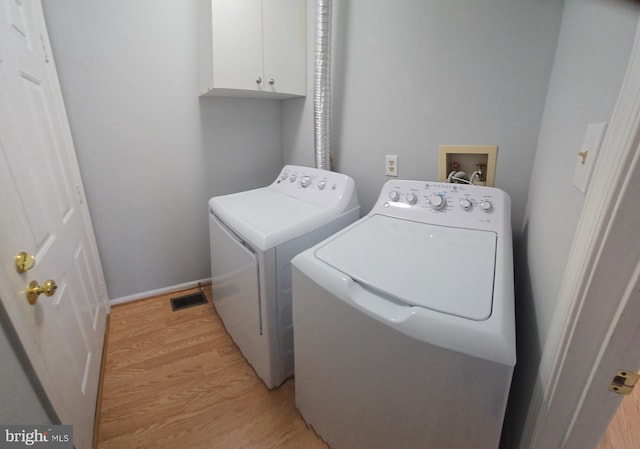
[210, 188, 333, 251]
[315, 215, 497, 321]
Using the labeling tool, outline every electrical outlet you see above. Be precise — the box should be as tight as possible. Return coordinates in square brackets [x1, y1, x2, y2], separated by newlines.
[386, 155, 398, 177]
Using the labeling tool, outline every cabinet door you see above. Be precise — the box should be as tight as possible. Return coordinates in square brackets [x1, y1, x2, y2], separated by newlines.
[263, 0, 306, 96]
[212, 0, 264, 92]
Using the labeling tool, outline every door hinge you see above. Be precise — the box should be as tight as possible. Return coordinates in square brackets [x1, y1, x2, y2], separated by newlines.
[40, 34, 50, 63]
[75, 184, 84, 204]
[609, 369, 639, 395]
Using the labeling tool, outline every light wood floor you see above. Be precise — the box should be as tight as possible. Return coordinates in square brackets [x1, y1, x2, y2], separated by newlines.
[96, 285, 639, 449]
[95, 286, 328, 449]
[597, 372, 640, 449]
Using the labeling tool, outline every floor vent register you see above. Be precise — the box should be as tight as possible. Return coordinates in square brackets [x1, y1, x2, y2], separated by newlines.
[170, 292, 208, 311]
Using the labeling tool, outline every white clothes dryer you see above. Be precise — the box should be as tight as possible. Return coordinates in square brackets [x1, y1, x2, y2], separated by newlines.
[292, 180, 516, 449]
[208, 165, 359, 389]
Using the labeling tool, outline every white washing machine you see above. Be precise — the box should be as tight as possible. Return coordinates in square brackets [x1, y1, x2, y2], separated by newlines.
[208, 165, 359, 389]
[292, 180, 516, 449]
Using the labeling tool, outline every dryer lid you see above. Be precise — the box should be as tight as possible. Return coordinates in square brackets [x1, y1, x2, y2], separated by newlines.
[315, 214, 497, 321]
[210, 188, 334, 251]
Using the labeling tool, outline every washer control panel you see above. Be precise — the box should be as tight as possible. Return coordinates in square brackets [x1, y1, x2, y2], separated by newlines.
[271, 165, 358, 211]
[375, 180, 510, 232]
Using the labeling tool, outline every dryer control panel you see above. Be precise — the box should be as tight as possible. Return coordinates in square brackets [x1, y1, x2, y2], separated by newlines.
[374, 180, 511, 233]
[270, 165, 359, 213]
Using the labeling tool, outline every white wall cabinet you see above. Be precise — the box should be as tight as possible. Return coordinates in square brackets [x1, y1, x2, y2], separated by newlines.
[198, 0, 306, 99]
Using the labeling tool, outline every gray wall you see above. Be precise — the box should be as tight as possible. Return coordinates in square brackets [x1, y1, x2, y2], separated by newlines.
[506, 1, 640, 446]
[522, 0, 638, 353]
[0, 322, 51, 424]
[42, 0, 566, 299]
[42, 0, 284, 300]
[283, 0, 565, 234]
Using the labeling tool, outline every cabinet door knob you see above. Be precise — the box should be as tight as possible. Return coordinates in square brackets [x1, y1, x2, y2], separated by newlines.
[256, 77, 262, 84]
[269, 78, 275, 85]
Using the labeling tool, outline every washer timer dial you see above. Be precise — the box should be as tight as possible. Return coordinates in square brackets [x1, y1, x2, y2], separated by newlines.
[429, 194, 446, 210]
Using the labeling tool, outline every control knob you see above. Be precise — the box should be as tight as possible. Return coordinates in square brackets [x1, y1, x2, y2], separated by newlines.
[289, 174, 297, 182]
[429, 194, 446, 210]
[406, 192, 418, 205]
[280, 173, 288, 181]
[300, 175, 311, 188]
[459, 199, 472, 210]
[480, 200, 493, 212]
[318, 180, 326, 190]
[389, 190, 400, 202]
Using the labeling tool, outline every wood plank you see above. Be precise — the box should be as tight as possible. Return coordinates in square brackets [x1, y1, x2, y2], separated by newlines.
[96, 286, 328, 449]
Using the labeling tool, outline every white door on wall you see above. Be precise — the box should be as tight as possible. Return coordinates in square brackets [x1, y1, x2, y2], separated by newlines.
[0, 1, 109, 448]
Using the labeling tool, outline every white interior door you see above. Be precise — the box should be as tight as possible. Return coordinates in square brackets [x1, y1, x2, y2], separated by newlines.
[0, 1, 109, 448]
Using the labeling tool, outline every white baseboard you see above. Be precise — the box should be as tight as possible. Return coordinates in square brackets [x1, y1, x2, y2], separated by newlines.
[109, 277, 212, 306]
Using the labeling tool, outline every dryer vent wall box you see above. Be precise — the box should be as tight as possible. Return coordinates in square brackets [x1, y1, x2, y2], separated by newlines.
[292, 180, 515, 449]
[198, 0, 306, 99]
[208, 165, 359, 389]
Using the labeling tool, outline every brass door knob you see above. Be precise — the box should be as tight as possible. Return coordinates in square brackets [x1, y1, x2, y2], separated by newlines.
[26, 279, 57, 305]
